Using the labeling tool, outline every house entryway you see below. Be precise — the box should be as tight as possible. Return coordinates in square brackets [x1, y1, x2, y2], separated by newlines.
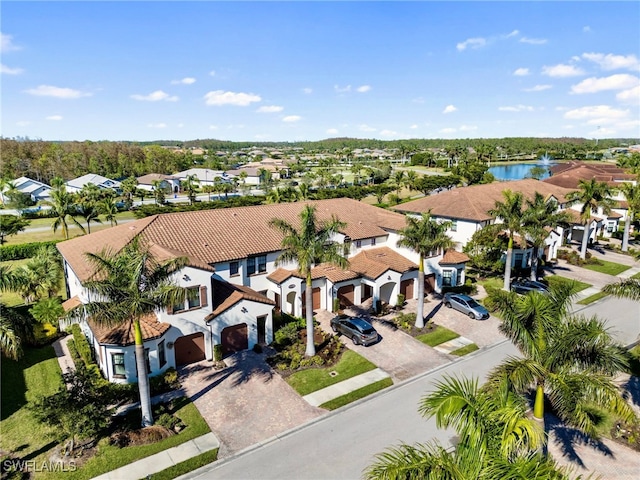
[174, 332, 206, 366]
[337, 285, 355, 309]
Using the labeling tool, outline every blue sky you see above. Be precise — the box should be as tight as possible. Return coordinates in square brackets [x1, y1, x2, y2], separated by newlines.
[2, 1, 639, 142]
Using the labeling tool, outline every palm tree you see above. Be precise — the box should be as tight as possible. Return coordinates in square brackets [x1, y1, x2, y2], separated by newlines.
[71, 238, 187, 426]
[269, 205, 349, 356]
[77, 201, 103, 234]
[602, 278, 640, 301]
[566, 179, 615, 260]
[404, 170, 418, 192]
[617, 180, 640, 252]
[392, 170, 405, 196]
[365, 376, 570, 480]
[181, 174, 200, 205]
[0, 265, 33, 360]
[489, 190, 525, 291]
[16, 246, 63, 303]
[486, 283, 635, 435]
[397, 213, 454, 328]
[521, 193, 571, 281]
[100, 196, 119, 227]
[40, 178, 85, 239]
[151, 179, 166, 205]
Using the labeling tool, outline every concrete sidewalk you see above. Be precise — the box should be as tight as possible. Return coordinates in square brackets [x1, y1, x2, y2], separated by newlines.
[91, 432, 219, 480]
[302, 368, 391, 407]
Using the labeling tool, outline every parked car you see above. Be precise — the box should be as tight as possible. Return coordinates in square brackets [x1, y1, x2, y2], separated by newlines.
[510, 279, 550, 295]
[443, 293, 490, 320]
[330, 315, 379, 346]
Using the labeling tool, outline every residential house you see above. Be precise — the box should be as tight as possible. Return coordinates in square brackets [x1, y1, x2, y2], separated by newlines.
[137, 173, 181, 194]
[5, 176, 52, 203]
[65, 174, 121, 195]
[173, 168, 233, 188]
[57, 198, 466, 383]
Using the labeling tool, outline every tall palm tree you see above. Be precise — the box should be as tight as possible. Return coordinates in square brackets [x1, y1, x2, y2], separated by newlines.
[486, 283, 635, 435]
[566, 179, 615, 260]
[40, 179, 85, 240]
[181, 174, 200, 205]
[77, 201, 103, 234]
[365, 376, 570, 480]
[397, 213, 454, 328]
[521, 193, 571, 281]
[72, 238, 187, 426]
[617, 180, 640, 252]
[0, 265, 35, 360]
[269, 205, 349, 356]
[489, 190, 525, 291]
[16, 246, 63, 303]
[100, 196, 119, 227]
[151, 179, 166, 205]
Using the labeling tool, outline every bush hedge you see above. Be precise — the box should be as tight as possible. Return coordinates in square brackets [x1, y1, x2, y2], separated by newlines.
[0, 240, 62, 260]
[132, 196, 266, 218]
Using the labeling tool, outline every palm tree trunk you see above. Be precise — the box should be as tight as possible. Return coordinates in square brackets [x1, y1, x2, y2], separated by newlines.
[530, 247, 540, 281]
[134, 320, 154, 427]
[533, 383, 545, 422]
[415, 257, 425, 328]
[622, 218, 630, 252]
[503, 238, 514, 291]
[580, 223, 589, 260]
[304, 276, 316, 357]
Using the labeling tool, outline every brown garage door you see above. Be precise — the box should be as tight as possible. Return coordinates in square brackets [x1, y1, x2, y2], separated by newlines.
[400, 279, 414, 300]
[424, 274, 436, 294]
[301, 287, 321, 316]
[337, 285, 355, 309]
[174, 333, 206, 366]
[221, 323, 248, 357]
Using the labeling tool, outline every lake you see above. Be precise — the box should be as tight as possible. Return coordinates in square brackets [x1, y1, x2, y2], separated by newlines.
[488, 162, 555, 181]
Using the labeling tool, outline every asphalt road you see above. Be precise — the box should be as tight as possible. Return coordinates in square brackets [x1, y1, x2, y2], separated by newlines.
[182, 340, 520, 480]
[572, 296, 640, 347]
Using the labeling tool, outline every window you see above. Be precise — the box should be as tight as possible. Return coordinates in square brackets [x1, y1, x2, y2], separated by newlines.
[371, 237, 376, 246]
[172, 286, 202, 313]
[230, 261, 239, 276]
[112, 353, 126, 378]
[158, 340, 166, 368]
[442, 270, 453, 287]
[450, 220, 457, 232]
[247, 255, 267, 276]
[355, 240, 362, 248]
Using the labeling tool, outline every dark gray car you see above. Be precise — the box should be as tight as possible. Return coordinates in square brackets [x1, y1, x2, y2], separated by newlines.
[330, 315, 379, 346]
[443, 293, 490, 320]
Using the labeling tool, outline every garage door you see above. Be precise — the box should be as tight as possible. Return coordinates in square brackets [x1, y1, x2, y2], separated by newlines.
[301, 287, 321, 316]
[174, 333, 206, 366]
[337, 285, 355, 309]
[400, 279, 414, 300]
[221, 323, 248, 357]
[424, 274, 436, 294]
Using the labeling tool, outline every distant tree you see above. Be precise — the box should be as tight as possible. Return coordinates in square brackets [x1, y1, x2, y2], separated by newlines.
[100, 196, 119, 227]
[0, 215, 30, 244]
[136, 188, 149, 204]
[181, 174, 200, 205]
[120, 176, 138, 208]
[525, 165, 548, 180]
[41, 178, 84, 239]
[77, 201, 103, 234]
[151, 179, 166, 205]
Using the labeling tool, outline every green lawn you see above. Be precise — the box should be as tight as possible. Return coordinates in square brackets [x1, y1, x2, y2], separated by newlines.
[545, 275, 591, 293]
[416, 325, 460, 347]
[582, 260, 631, 276]
[319, 378, 394, 411]
[147, 449, 219, 480]
[450, 343, 479, 356]
[286, 349, 376, 396]
[577, 291, 610, 305]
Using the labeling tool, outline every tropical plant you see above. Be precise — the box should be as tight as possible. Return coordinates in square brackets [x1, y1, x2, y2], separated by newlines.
[602, 278, 640, 301]
[488, 190, 525, 291]
[0, 214, 30, 244]
[40, 178, 85, 239]
[397, 213, 454, 328]
[151, 179, 166, 205]
[365, 376, 572, 480]
[120, 175, 138, 209]
[0, 264, 32, 359]
[76, 200, 103, 234]
[521, 193, 571, 281]
[68, 237, 187, 426]
[15, 245, 63, 303]
[566, 179, 615, 259]
[617, 180, 640, 252]
[486, 282, 635, 436]
[29, 296, 64, 327]
[182, 174, 200, 205]
[269, 205, 349, 356]
[100, 195, 119, 227]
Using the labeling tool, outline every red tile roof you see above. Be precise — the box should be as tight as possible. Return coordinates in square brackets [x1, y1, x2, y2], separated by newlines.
[349, 247, 418, 279]
[89, 313, 171, 346]
[205, 278, 275, 321]
[61, 295, 82, 312]
[544, 162, 635, 189]
[439, 249, 471, 265]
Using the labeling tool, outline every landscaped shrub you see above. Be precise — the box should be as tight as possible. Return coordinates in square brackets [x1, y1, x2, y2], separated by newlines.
[0, 240, 61, 260]
[396, 293, 405, 308]
[70, 324, 94, 365]
[274, 322, 299, 348]
[394, 312, 415, 332]
[213, 344, 223, 362]
[149, 367, 181, 394]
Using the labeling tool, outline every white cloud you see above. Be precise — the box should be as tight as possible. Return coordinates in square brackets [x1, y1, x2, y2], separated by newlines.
[46, 115, 62, 121]
[456, 37, 486, 51]
[204, 90, 261, 106]
[302, 87, 313, 94]
[257, 105, 284, 113]
[209, 125, 218, 130]
[359, 124, 376, 132]
[254, 134, 270, 140]
[25, 85, 92, 99]
[440, 127, 457, 134]
[147, 123, 167, 129]
[1, 64, 23, 75]
[356, 85, 371, 93]
[523, 84, 552, 92]
[131, 90, 178, 102]
[520, 37, 547, 45]
[443, 105, 457, 114]
[1, 33, 21, 53]
[616, 85, 640, 105]
[209, 70, 216, 76]
[410, 124, 418, 129]
[379, 129, 398, 137]
[506, 30, 520, 38]
[542, 64, 585, 77]
[326, 128, 339, 135]
[513, 67, 530, 76]
[459, 125, 478, 132]
[564, 105, 630, 125]
[499, 104, 535, 112]
[171, 77, 196, 85]
[282, 115, 301, 123]
[334, 84, 351, 93]
[583, 26, 591, 33]
[582, 53, 640, 72]
[570, 74, 639, 94]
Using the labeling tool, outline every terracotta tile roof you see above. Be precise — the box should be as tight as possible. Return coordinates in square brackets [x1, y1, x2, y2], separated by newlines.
[311, 263, 360, 283]
[205, 278, 275, 321]
[439, 249, 471, 265]
[61, 295, 82, 312]
[137, 173, 178, 184]
[349, 247, 418, 280]
[267, 268, 301, 284]
[560, 208, 604, 225]
[58, 198, 407, 284]
[89, 313, 171, 346]
[543, 162, 635, 189]
[394, 179, 575, 222]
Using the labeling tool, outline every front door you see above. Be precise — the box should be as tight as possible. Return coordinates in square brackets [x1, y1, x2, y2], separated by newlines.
[257, 315, 267, 344]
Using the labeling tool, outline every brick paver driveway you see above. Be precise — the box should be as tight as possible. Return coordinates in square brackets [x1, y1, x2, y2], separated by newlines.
[179, 350, 324, 459]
